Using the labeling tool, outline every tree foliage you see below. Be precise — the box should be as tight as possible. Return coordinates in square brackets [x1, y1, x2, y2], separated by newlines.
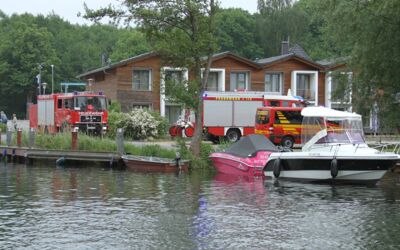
[84, 0, 219, 156]
[215, 8, 263, 59]
[0, 11, 149, 116]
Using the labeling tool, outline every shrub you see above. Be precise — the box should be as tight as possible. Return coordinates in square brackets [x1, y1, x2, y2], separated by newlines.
[109, 101, 121, 113]
[176, 138, 214, 170]
[0, 123, 7, 133]
[107, 111, 128, 138]
[108, 108, 168, 140]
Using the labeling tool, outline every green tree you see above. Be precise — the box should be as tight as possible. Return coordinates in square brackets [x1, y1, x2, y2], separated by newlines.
[110, 29, 150, 62]
[0, 14, 59, 115]
[319, 0, 400, 131]
[215, 8, 263, 59]
[84, 0, 219, 157]
[256, 0, 309, 57]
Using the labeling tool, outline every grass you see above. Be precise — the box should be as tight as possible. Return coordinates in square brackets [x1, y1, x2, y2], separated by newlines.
[3, 131, 215, 170]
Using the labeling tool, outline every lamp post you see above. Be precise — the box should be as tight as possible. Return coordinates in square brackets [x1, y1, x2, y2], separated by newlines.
[42, 82, 47, 95]
[51, 64, 54, 94]
[38, 63, 43, 95]
[88, 78, 94, 91]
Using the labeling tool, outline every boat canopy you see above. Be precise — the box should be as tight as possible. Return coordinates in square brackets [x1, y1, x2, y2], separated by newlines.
[224, 134, 278, 158]
[301, 107, 365, 151]
[301, 107, 361, 118]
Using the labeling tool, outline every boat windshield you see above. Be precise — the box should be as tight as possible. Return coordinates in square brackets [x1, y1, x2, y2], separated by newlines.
[301, 116, 365, 148]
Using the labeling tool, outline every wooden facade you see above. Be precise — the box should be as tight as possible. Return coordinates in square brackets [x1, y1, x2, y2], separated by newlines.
[78, 51, 333, 122]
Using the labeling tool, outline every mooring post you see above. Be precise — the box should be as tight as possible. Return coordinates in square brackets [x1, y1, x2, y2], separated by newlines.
[28, 128, 35, 148]
[71, 128, 78, 150]
[17, 128, 22, 147]
[6, 129, 12, 147]
[116, 128, 124, 155]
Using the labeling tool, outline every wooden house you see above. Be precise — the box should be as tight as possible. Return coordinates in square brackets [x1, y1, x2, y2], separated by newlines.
[77, 42, 347, 124]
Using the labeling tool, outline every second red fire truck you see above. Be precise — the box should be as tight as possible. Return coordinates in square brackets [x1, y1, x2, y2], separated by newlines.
[29, 91, 108, 134]
[169, 91, 305, 143]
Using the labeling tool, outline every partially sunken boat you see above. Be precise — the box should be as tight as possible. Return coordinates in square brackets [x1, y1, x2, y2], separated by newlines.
[264, 107, 400, 184]
[122, 155, 189, 173]
[209, 134, 279, 177]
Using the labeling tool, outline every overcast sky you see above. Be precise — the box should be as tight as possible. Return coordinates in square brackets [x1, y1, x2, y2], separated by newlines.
[1, 0, 258, 25]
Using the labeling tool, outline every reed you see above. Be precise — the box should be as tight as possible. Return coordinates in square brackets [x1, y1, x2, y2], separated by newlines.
[7, 131, 180, 159]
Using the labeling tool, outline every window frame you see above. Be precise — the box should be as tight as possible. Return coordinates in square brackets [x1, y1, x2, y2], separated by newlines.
[230, 71, 250, 91]
[132, 68, 152, 91]
[264, 72, 283, 94]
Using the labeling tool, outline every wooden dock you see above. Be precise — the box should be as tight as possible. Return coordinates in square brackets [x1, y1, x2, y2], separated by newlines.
[0, 146, 122, 167]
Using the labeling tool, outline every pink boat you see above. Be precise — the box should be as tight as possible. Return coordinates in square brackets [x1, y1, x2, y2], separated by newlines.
[209, 134, 279, 177]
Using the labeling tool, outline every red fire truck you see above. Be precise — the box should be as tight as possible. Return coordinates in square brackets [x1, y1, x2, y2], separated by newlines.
[169, 91, 305, 142]
[29, 91, 108, 134]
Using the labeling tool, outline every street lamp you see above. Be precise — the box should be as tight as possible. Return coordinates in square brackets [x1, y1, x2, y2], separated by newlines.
[51, 64, 54, 94]
[38, 63, 44, 95]
[42, 82, 47, 94]
[88, 78, 94, 91]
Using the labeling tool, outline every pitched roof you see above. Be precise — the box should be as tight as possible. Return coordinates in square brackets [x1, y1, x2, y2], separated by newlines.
[209, 51, 261, 69]
[77, 51, 261, 78]
[288, 44, 311, 60]
[317, 56, 350, 70]
[255, 54, 292, 64]
[76, 51, 158, 78]
[256, 53, 324, 70]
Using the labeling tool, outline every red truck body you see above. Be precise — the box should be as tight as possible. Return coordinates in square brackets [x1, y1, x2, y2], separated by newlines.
[29, 92, 108, 134]
[169, 91, 305, 142]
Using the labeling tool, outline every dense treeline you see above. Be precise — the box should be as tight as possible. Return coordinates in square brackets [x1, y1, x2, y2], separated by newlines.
[0, 0, 399, 130]
[0, 11, 149, 116]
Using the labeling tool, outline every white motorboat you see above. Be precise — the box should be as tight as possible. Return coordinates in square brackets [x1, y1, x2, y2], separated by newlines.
[264, 107, 400, 184]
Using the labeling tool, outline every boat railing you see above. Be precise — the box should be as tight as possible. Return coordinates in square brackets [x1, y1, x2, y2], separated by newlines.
[370, 142, 400, 154]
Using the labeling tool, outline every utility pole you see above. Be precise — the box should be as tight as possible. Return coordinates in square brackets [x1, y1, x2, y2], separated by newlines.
[38, 63, 43, 95]
[51, 64, 54, 94]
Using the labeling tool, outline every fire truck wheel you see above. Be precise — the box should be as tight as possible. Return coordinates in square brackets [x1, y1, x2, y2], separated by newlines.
[226, 129, 241, 143]
[281, 136, 294, 149]
[184, 126, 194, 137]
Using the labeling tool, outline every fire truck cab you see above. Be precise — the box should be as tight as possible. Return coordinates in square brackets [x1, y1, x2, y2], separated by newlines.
[29, 91, 108, 134]
[255, 106, 304, 148]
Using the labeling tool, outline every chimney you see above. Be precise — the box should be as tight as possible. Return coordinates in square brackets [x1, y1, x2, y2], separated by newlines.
[281, 40, 289, 55]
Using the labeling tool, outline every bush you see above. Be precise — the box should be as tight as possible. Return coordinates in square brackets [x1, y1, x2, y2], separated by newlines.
[176, 138, 214, 170]
[0, 123, 6, 133]
[107, 111, 128, 138]
[109, 101, 121, 113]
[108, 108, 168, 140]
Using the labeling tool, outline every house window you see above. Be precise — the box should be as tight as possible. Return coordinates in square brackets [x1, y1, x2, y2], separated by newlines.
[230, 72, 249, 91]
[165, 105, 182, 125]
[165, 70, 183, 84]
[296, 74, 315, 102]
[132, 103, 152, 110]
[133, 69, 151, 90]
[206, 72, 220, 91]
[265, 73, 282, 94]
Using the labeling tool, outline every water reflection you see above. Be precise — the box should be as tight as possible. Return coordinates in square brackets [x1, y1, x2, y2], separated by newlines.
[1, 164, 400, 249]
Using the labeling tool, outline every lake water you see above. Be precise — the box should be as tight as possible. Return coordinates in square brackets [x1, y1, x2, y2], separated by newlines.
[1, 163, 400, 249]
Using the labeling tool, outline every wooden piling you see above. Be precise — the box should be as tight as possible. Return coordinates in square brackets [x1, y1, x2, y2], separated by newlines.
[116, 128, 124, 155]
[17, 128, 22, 147]
[71, 129, 78, 150]
[6, 130, 12, 147]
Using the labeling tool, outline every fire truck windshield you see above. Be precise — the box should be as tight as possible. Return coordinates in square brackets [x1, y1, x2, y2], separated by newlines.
[74, 96, 107, 111]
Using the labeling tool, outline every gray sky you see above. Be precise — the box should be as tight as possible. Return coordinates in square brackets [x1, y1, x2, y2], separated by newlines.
[0, 0, 258, 25]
